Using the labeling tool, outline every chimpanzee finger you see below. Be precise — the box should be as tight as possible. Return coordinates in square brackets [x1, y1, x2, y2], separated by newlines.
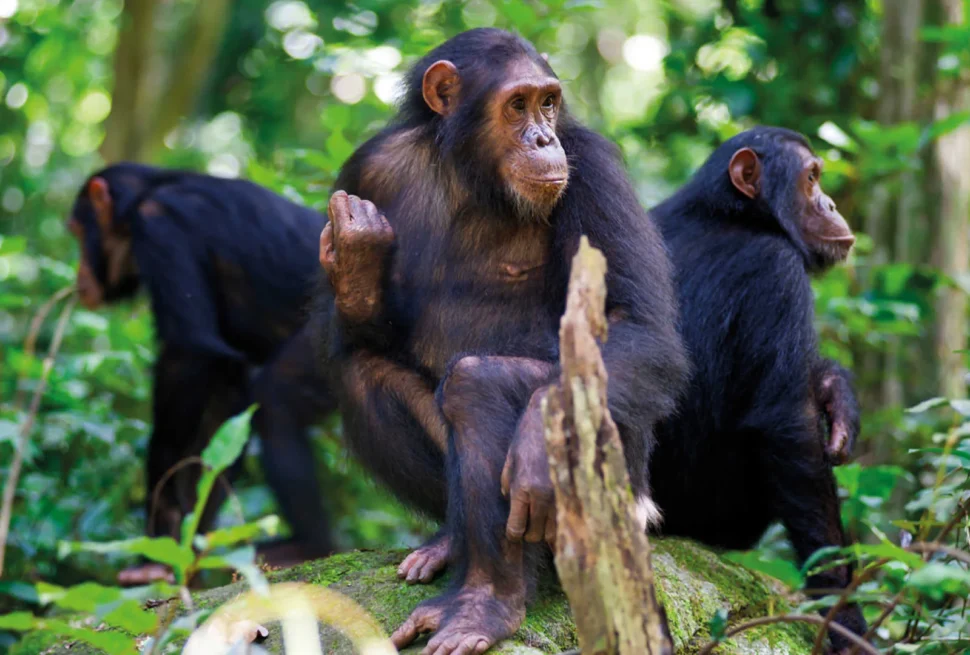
[500, 457, 512, 498]
[348, 194, 364, 227]
[319, 223, 334, 270]
[328, 191, 350, 240]
[827, 421, 850, 463]
[544, 513, 557, 549]
[524, 500, 548, 543]
[506, 495, 529, 542]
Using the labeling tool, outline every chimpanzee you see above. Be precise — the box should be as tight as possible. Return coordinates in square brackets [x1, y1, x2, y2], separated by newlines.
[67, 165, 336, 584]
[648, 126, 867, 651]
[317, 28, 688, 655]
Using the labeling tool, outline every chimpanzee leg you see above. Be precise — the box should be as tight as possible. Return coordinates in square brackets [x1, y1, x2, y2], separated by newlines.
[253, 325, 338, 565]
[392, 355, 555, 655]
[764, 428, 867, 652]
[337, 351, 449, 520]
[120, 345, 247, 586]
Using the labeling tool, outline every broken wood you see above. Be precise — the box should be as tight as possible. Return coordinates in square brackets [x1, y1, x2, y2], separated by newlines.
[543, 236, 672, 655]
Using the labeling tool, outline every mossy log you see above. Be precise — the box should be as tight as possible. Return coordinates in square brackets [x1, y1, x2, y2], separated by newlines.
[22, 542, 815, 655]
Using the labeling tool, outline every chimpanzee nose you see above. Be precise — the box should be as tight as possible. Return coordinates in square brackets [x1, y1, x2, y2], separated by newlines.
[535, 130, 556, 148]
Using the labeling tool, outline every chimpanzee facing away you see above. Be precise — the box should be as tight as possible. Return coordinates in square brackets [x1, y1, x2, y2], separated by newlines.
[649, 126, 867, 651]
[317, 28, 688, 655]
[68, 165, 336, 584]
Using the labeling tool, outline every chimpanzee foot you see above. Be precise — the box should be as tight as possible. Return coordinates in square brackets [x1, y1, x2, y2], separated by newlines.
[398, 533, 451, 584]
[393, 585, 525, 655]
[117, 562, 175, 587]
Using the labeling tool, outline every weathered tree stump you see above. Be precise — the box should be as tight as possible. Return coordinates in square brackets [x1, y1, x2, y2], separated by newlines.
[543, 236, 672, 655]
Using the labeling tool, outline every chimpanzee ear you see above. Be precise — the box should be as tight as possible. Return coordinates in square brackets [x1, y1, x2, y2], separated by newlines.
[422, 60, 461, 116]
[88, 177, 114, 231]
[728, 148, 762, 199]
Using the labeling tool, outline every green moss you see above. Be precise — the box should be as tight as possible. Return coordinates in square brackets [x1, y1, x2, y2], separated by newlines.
[24, 540, 816, 655]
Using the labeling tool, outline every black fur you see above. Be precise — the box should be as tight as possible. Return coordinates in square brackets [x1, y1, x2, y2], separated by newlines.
[649, 126, 867, 650]
[320, 27, 688, 620]
[71, 164, 336, 558]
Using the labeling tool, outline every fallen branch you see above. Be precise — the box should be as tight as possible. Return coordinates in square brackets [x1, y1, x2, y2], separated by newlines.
[0, 293, 77, 577]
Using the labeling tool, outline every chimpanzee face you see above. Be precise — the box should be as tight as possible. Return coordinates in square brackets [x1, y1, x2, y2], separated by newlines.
[487, 57, 569, 219]
[421, 56, 569, 222]
[67, 178, 139, 309]
[729, 142, 854, 271]
[790, 144, 855, 268]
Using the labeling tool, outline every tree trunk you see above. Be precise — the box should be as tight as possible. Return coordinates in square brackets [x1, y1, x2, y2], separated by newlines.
[99, 0, 159, 162]
[145, 0, 233, 156]
[99, 0, 231, 163]
[543, 237, 672, 655]
[864, 0, 925, 413]
[930, 0, 970, 399]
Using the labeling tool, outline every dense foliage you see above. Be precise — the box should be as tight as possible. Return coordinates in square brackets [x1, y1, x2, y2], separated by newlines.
[1, 0, 969, 652]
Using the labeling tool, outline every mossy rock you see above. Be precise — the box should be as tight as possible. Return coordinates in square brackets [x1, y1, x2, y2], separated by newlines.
[21, 538, 814, 654]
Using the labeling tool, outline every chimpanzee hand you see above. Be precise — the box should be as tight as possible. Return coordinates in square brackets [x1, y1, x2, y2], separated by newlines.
[816, 363, 860, 464]
[501, 388, 556, 546]
[320, 190, 394, 324]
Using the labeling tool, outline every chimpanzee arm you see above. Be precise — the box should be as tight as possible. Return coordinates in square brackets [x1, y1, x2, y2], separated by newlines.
[812, 358, 860, 463]
[555, 126, 690, 488]
[736, 248, 866, 649]
[129, 215, 243, 361]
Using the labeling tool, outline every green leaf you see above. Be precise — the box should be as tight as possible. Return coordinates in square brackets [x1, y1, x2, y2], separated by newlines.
[709, 608, 729, 641]
[196, 515, 281, 551]
[723, 550, 802, 587]
[102, 599, 158, 634]
[0, 581, 41, 604]
[59, 536, 194, 570]
[0, 235, 27, 254]
[0, 611, 36, 630]
[951, 399, 970, 416]
[200, 405, 256, 472]
[906, 563, 970, 602]
[849, 542, 925, 569]
[198, 546, 269, 594]
[56, 582, 122, 612]
[907, 397, 949, 414]
[924, 111, 970, 143]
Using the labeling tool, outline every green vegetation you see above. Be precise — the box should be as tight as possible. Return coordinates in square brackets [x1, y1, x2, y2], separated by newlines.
[1, 0, 970, 653]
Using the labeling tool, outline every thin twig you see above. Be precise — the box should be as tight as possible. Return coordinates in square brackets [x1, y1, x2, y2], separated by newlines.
[697, 614, 880, 655]
[811, 558, 888, 655]
[906, 541, 970, 566]
[0, 294, 77, 577]
[148, 456, 244, 540]
[935, 497, 970, 545]
[847, 589, 907, 655]
[11, 285, 76, 412]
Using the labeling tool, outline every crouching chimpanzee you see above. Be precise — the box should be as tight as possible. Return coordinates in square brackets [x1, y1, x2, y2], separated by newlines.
[649, 126, 867, 652]
[67, 165, 337, 584]
[316, 28, 689, 655]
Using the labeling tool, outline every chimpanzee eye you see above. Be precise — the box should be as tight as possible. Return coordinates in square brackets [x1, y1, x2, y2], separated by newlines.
[542, 94, 556, 110]
[510, 97, 526, 113]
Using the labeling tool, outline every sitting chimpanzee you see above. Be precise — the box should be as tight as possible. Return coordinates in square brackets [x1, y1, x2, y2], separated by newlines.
[649, 126, 867, 651]
[316, 28, 689, 655]
[67, 165, 336, 584]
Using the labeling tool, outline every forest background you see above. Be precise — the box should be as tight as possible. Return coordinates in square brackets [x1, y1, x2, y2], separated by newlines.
[1, 0, 970, 650]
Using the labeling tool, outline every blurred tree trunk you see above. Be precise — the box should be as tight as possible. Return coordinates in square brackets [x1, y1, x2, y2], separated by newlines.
[862, 0, 924, 418]
[145, 0, 233, 156]
[544, 238, 672, 655]
[100, 0, 159, 162]
[929, 0, 970, 399]
[99, 0, 231, 163]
